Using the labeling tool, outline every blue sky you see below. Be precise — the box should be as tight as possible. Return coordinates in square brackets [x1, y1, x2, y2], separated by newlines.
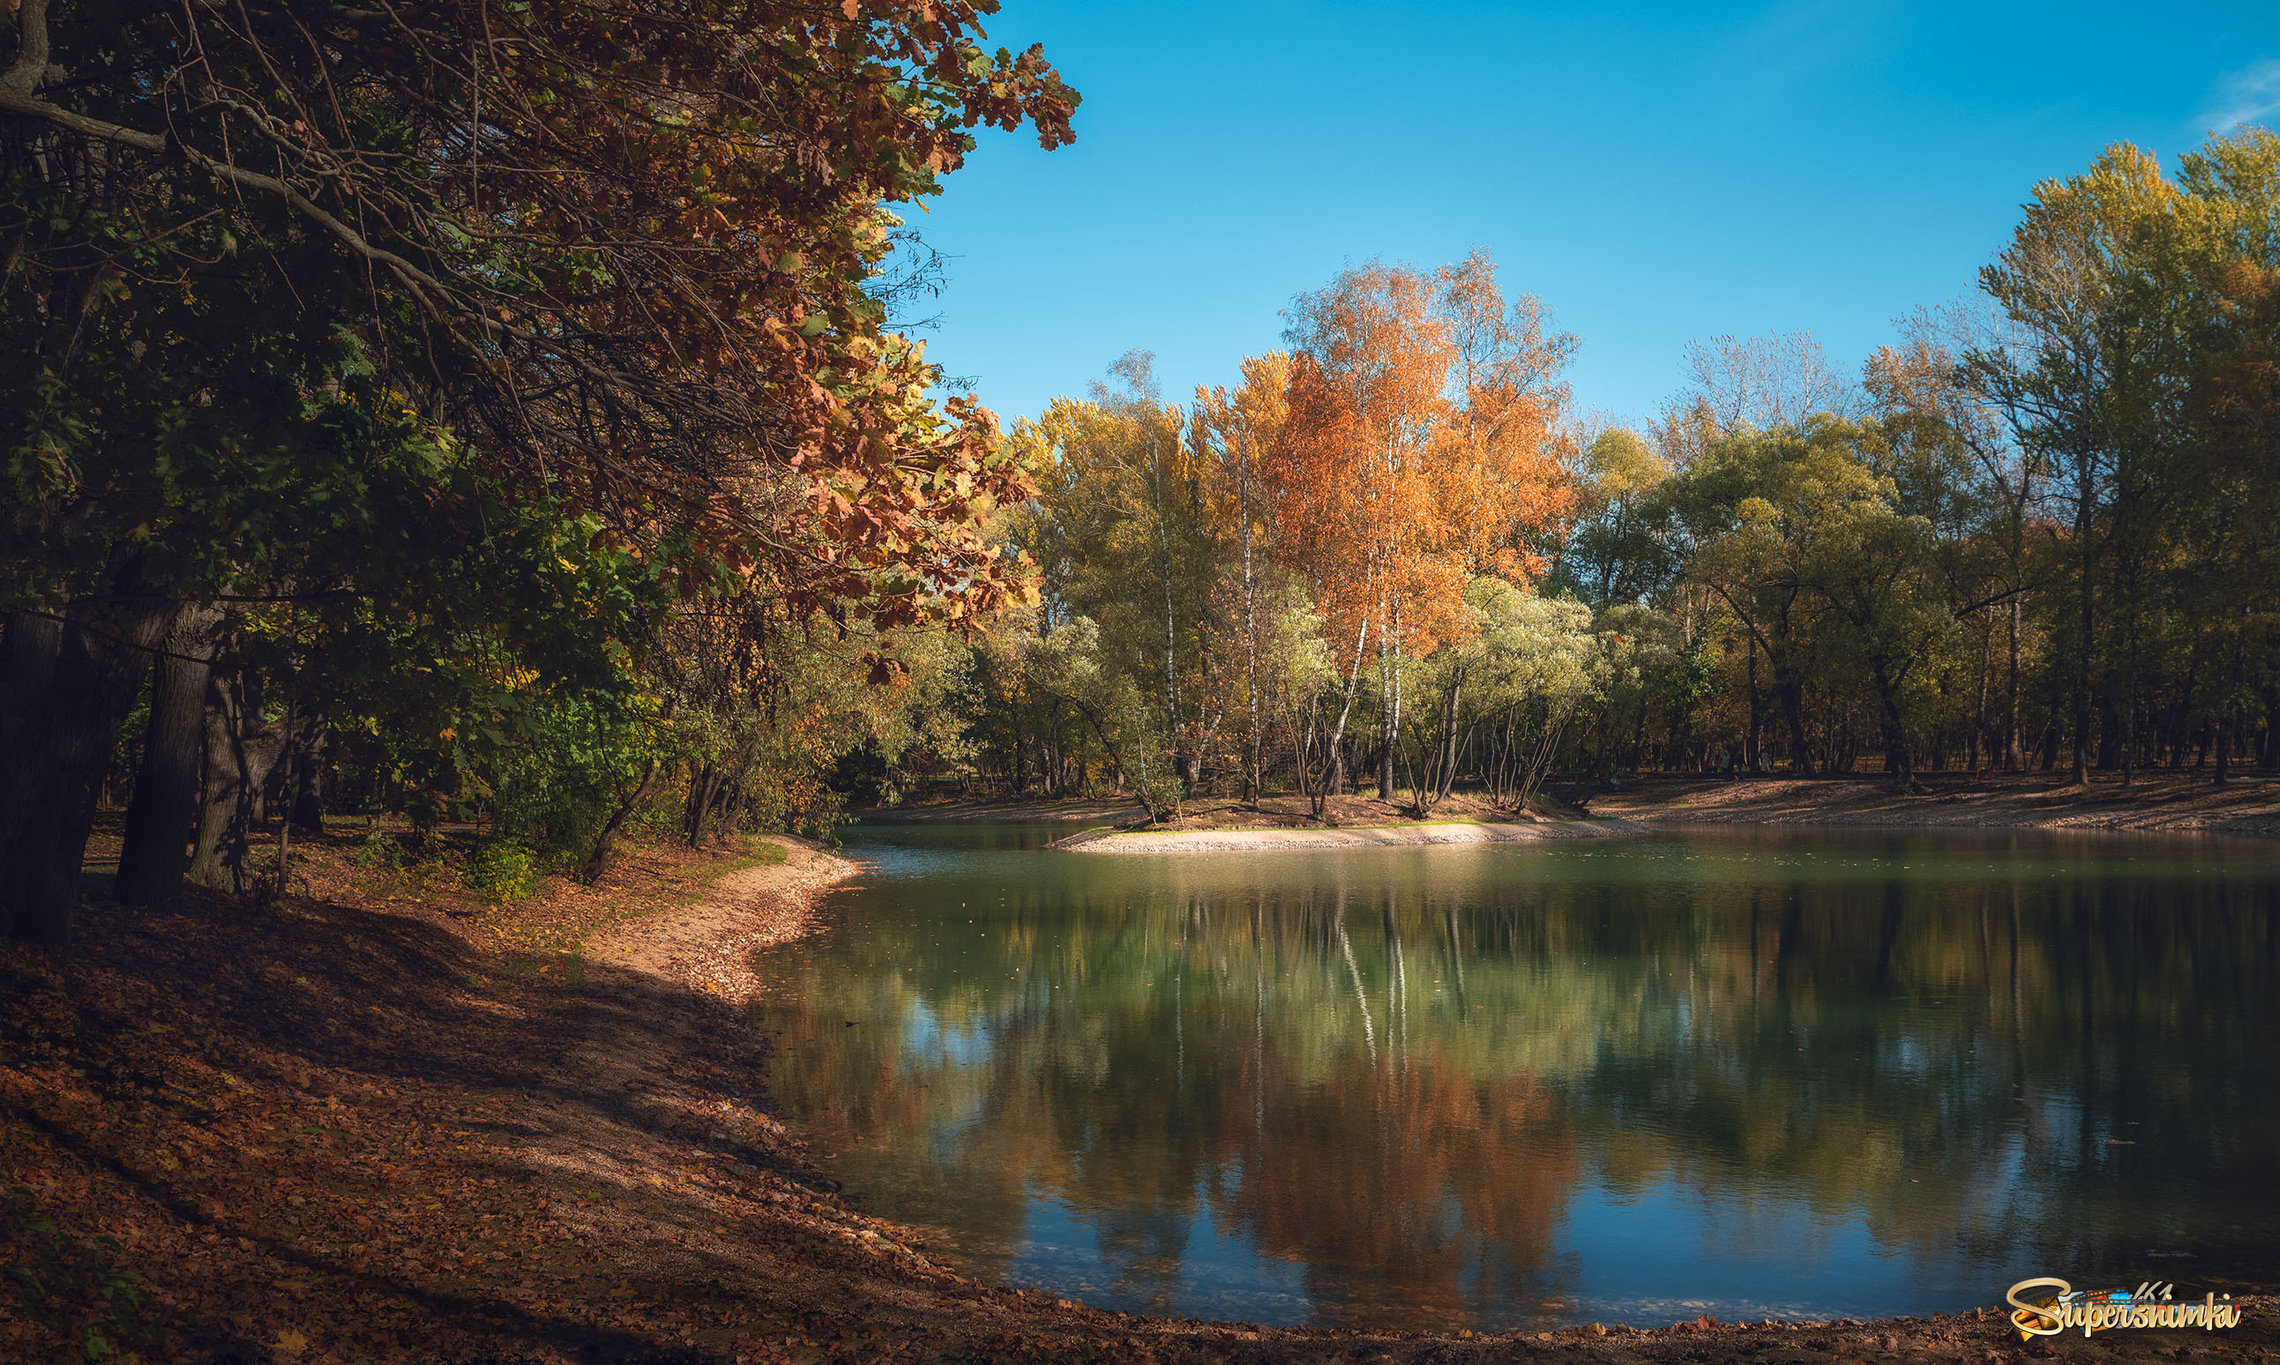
[899, 1, 2280, 428]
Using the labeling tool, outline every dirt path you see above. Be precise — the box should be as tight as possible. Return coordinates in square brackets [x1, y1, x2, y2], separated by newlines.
[588, 837, 856, 1001]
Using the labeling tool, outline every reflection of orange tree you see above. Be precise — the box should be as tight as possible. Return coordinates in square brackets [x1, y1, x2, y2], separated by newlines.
[1210, 1050, 1578, 1331]
[755, 984, 1070, 1287]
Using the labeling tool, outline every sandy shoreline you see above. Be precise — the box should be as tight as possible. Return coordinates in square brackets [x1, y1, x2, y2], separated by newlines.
[1055, 816, 1644, 853]
[588, 834, 859, 1003]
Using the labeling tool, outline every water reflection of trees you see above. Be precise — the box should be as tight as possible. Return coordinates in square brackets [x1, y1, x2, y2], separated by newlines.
[754, 834, 2280, 1324]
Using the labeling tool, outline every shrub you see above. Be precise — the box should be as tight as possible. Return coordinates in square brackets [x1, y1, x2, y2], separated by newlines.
[463, 841, 539, 903]
[352, 829, 405, 872]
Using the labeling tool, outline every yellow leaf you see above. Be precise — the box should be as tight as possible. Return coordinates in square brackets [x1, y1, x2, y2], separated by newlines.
[276, 1328, 310, 1355]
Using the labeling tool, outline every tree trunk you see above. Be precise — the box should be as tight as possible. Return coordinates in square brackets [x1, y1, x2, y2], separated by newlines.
[1377, 612, 1404, 803]
[288, 710, 328, 833]
[188, 661, 288, 894]
[1, 600, 174, 944]
[2006, 596, 2023, 770]
[1238, 423, 1262, 807]
[1744, 638, 1762, 774]
[117, 606, 225, 908]
[1776, 671, 1811, 776]
[1149, 438, 1183, 795]
[1872, 660, 1914, 791]
[582, 759, 659, 883]
[2071, 477, 2095, 785]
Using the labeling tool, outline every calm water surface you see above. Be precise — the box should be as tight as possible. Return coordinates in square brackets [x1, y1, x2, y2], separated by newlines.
[749, 823, 2280, 1330]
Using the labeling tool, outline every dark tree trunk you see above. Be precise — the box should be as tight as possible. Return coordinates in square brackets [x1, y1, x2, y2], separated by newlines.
[117, 606, 225, 908]
[582, 759, 658, 884]
[0, 610, 67, 942]
[1870, 660, 1914, 790]
[1, 600, 174, 944]
[2072, 512, 2095, 785]
[1775, 673, 1811, 776]
[2095, 688, 2121, 771]
[683, 762, 721, 846]
[189, 694, 248, 892]
[287, 710, 328, 832]
[1744, 639, 1762, 774]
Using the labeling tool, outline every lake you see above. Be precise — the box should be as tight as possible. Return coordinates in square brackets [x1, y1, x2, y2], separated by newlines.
[748, 822, 2280, 1331]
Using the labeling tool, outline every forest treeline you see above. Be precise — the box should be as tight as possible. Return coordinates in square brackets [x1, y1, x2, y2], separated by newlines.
[952, 132, 2280, 815]
[6, 0, 2278, 946]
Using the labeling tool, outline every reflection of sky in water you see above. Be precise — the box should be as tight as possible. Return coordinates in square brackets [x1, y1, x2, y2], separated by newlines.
[755, 822, 2280, 1330]
[903, 998, 989, 1068]
[1568, 1176, 1897, 1322]
[1009, 1182, 1316, 1323]
[1000, 1172, 1940, 1325]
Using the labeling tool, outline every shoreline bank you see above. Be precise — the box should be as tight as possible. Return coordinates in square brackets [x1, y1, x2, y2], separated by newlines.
[1591, 773, 2280, 838]
[868, 773, 2280, 845]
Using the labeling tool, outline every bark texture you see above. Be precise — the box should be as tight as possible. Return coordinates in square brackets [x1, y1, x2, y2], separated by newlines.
[116, 606, 226, 909]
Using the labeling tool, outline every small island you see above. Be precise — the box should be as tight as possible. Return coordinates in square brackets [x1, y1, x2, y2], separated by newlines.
[1043, 793, 1643, 851]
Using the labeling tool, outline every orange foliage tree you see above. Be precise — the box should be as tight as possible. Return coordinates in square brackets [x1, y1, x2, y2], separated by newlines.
[1268, 251, 1576, 801]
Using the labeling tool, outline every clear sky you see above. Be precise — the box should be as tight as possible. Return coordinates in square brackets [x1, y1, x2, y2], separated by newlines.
[896, 0, 2280, 429]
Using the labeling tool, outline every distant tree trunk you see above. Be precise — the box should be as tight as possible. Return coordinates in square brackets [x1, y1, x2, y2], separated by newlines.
[1775, 672, 1810, 776]
[2096, 688, 2121, 771]
[2119, 579, 2140, 788]
[1377, 609, 1403, 802]
[1, 596, 174, 944]
[117, 606, 226, 908]
[288, 710, 328, 833]
[1744, 638, 1762, 774]
[2006, 597, 2023, 770]
[1871, 659, 1914, 790]
[2071, 476, 2096, 785]
[188, 661, 287, 894]
[1148, 437, 1184, 795]
[1238, 423, 1263, 807]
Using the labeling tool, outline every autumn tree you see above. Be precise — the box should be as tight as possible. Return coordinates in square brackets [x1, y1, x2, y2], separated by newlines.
[1966, 143, 2194, 784]
[1193, 354, 1293, 804]
[2, 0, 1075, 940]
[1272, 252, 1575, 804]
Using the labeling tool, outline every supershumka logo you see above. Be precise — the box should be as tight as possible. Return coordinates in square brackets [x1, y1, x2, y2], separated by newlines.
[2006, 1279, 2246, 1339]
